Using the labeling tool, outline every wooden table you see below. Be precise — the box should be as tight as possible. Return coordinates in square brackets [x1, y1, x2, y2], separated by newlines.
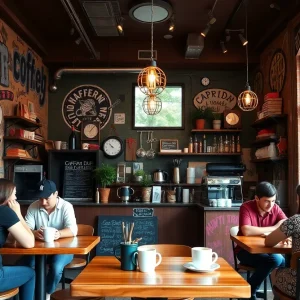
[230, 235, 292, 254]
[71, 256, 250, 298]
[0, 236, 100, 300]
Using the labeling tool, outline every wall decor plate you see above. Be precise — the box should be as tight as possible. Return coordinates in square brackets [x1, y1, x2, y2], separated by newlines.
[223, 109, 242, 129]
[269, 49, 286, 93]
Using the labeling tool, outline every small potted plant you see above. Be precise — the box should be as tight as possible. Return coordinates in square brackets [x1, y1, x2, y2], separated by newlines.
[212, 112, 223, 129]
[94, 164, 117, 203]
[192, 107, 214, 129]
[133, 169, 145, 183]
[140, 173, 153, 202]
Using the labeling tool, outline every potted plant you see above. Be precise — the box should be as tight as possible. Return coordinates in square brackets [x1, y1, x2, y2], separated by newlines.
[133, 169, 145, 183]
[192, 107, 214, 129]
[140, 173, 153, 202]
[212, 112, 223, 129]
[94, 164, 117, 203]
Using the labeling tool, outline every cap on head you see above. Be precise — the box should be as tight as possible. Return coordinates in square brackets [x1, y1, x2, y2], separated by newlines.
[36, 180, 57, 199]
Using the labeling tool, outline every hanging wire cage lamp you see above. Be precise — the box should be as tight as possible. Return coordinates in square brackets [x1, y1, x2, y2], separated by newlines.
[142, 94, 162, 115]
[238, 0, 258, 112]
[137, 0, 166, 97]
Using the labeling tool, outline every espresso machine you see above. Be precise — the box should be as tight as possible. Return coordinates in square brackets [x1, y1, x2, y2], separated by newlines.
[201, 163, 246, 207]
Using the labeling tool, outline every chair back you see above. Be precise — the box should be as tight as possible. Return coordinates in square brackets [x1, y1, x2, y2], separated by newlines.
[77, 224, 94, 236]
[138, 244, 191, 256]
[230, 226, 239, 269]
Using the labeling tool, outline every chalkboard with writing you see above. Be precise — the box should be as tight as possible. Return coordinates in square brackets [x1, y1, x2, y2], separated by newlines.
[63, 160, 94, 201]
[160, 139, 178, 151]
[96, 215, 158, 256]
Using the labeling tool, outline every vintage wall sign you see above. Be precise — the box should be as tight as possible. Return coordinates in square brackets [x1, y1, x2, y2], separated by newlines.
[62, 84, 112, 131]
[193, 88, 237, 112]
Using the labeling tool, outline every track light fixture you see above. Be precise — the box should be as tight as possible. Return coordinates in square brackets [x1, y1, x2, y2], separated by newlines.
[168, 17, 175, 32]
[201, 24, 211, 38]
[220, 41, 227, 54]
[238, 32, 248, 46]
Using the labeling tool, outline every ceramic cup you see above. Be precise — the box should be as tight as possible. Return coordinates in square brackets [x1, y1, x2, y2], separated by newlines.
[192, 247, 218, 270]
[43, 227, 56, 242]
[133, 247, 162, 273]
[114, 242, 138, 271]
[54, 140, 62, 150]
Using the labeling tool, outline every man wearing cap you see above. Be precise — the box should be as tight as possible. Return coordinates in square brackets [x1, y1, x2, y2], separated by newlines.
[20, 179, 77, 300]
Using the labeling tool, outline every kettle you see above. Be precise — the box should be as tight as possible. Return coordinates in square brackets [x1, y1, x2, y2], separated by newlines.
[153, 169, 169, 183]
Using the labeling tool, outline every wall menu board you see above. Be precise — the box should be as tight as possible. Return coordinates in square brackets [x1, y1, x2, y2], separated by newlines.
[63, 160, 94, 201]
[96, 215, 158, 256]
[160, 139, 179, 151]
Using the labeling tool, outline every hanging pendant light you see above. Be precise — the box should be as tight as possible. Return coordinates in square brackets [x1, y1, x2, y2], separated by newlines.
[142, 94, 162, 115]
[137, 0, 166, 97]
[238, 0, 258, 111]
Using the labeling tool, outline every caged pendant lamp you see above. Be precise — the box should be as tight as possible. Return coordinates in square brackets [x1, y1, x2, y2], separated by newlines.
[142, 94, 162, 115]
[137, 0, 167, 97]
[238, 0, 258, 111]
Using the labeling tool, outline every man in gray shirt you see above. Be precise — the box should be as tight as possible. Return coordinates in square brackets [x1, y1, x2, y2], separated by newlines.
[22, 180, 77, 300]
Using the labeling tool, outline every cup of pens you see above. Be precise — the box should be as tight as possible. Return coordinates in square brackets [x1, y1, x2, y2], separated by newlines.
[114, 221, 141, 271]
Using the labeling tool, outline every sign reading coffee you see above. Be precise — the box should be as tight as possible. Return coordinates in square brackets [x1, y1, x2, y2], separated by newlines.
[193, 88, 237, 112]
[62, 84, 112, 131]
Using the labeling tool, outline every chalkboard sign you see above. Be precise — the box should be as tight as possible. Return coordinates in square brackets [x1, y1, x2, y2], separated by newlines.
[96, 215, 158, 256]
[160, 139, 179, 151]
[63, 160, 94, 201]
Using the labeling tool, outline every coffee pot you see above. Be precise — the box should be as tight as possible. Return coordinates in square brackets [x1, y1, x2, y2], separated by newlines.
[153, 169, 169, 183]
[117, 186, 134, 202]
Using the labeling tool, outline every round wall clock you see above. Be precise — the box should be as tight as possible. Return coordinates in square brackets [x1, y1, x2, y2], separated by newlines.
[102, 136, 124, 158]
[81, 121, 100, 141]
[269, 49, 286, 93]
[201, 77, 210, 86]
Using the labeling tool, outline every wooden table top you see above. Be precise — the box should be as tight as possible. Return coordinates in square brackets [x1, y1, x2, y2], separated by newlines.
[231, 235, 292, 254]
[71, 256, 250, 298]
[0, 236, 100, 255]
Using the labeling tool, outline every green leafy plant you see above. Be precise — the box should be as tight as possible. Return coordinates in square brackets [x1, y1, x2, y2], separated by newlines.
[140, 173, 153, 187]
[192, 107, 214, 121]
[134, 170, 145, 176]
[212, 112, 223, 120]
[94, 164, 117, 188]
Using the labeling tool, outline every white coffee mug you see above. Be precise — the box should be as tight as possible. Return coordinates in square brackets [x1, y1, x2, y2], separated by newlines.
[192, 247, 218, 270]
[43, 227, 56, 242]
[133, 247, 162, 273]
[54, 141, 62, 150]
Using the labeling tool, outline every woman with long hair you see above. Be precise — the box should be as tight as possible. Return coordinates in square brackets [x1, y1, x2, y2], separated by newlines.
[0, 178, 35, 300]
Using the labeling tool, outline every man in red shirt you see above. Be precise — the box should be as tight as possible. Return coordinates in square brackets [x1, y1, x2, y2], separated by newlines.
[237, 181, 287, 300]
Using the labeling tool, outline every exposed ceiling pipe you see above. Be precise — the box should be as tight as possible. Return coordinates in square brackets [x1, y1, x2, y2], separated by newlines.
[60, 0, 100, 60]
[50, 68, 143, 92]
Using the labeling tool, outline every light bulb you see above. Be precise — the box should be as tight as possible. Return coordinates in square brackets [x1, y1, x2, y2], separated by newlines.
[148, 95, 156, 112]
[244, 92, 251, 106]
[146, 67, 157, 91]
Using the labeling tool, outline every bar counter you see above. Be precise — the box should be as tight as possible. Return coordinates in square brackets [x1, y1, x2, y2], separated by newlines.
[18, 200, 239, 265]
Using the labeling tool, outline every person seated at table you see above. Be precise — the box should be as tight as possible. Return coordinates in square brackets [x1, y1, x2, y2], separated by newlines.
[237, 181, 287, 300]
[0, 179, 35, 300]
[19, 179, 78, 300]
[265, 184, 300, 299]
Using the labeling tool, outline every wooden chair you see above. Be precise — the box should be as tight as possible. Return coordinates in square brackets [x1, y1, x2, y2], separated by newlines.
[272, 251, 300, 300]
[51, 224, 95, 300]
[230, 226, 269, 300]
[0, 287, 19, 300]
[133, 244, 192, 300]
[61, 224, 94, 289]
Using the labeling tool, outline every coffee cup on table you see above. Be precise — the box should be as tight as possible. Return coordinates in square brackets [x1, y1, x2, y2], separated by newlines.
[114, 242, 138, 271]
[133, 247, 162, 273]
[43, 227, 56, 242]
[191, 247, 218, 270]
[54, 141, 62, 150]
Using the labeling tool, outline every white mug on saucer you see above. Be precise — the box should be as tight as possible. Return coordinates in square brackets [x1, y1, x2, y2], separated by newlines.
[43, 227, 56, 242]
[192, 247, 218, 270]
[133, 247, 162, 273]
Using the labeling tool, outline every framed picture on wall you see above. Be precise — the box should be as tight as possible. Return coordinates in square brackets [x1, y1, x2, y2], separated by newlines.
[132, 84, 185, 130]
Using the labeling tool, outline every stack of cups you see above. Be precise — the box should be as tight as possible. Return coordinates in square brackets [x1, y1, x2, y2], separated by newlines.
[186, 168, 195, 184]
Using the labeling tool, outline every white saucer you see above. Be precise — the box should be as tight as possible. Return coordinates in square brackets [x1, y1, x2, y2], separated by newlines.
[183, 262, 220, 273]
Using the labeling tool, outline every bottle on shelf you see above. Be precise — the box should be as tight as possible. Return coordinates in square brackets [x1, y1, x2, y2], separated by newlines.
[203, 135, 207, 153]
[198, 138, 203, 153]
[188, 136, 193, 153]
[219, 136, 224, 153]
[193, 136, 198, 153]
[212, 135, 218, 153]
[69, 125, 77, 150]
[231, 135, 235, 153]
[236, 135, 241, 153]
[224, 135, 230, 153]
[95, 188, 100, 203]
